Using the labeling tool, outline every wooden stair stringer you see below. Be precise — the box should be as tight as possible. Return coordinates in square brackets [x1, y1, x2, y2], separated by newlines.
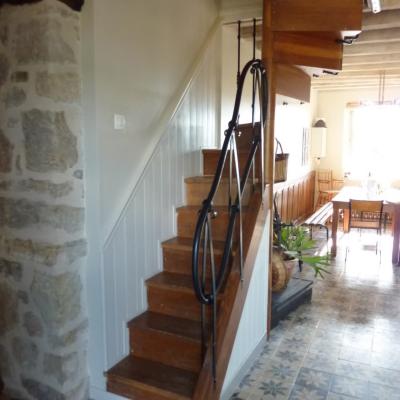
[192, 187, 269, 400]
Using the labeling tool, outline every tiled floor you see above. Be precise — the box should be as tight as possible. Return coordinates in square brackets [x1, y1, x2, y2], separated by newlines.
[231, 232, 400, 399]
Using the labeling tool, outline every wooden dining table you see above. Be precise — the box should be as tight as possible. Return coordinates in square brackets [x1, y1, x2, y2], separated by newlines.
[331, 186, 400, 265]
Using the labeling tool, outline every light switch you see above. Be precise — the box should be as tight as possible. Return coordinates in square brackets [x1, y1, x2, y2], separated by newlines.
[114, 114, 126, 130]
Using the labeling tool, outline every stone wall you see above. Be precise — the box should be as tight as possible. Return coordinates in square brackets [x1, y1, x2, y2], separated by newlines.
[0, 1, 88, 399]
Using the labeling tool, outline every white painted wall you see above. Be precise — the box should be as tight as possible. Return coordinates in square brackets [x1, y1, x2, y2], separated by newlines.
[221, 24, 261, 141]
[221, 213, 270, 399]
[312, 87, 400, 182]
[275, 95, 313, 180]
[84, 0, 219, 242]
[81, 1, 221, 397]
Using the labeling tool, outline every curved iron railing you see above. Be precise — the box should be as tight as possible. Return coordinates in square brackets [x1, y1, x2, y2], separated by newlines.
[191, 58, 269, 381]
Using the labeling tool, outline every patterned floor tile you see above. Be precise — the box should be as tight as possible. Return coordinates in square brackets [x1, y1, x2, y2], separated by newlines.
[256, 379, 293, 399]
[295, 367, 332, 392]
[289, 384, 327, 400]
[368, 382, 400, 400]
[339, 346, 371, 365]
[330, 376, 369, 398]
[334, 360, 371, 381]
[326, 393, 356, 400]
[369, 366, 400, 388]
[302, 352, 338, 374]
[230, 235, 400, 400]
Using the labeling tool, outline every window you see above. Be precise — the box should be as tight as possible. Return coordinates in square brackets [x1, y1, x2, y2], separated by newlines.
[346, 104, 400, 184]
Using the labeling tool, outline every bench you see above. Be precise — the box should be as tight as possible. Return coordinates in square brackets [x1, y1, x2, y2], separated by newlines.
[302, 202, 333, 242]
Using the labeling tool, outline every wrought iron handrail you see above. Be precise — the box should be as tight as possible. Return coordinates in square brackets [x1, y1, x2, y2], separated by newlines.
[191, 58, 268, 381]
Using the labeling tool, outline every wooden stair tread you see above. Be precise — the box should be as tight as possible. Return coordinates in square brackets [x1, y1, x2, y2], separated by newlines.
[162, 237, 226, 253]
[185, 175, 242, 184]
[147, 272, 194, 293]
[202, 148, 258, 155]
[107, 355, 196, 399]
[128, 311, 202, 342]
[176, 205, 248, 213]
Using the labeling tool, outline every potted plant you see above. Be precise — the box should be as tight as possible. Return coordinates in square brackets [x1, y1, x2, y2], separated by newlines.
[279, 225, 330, 278]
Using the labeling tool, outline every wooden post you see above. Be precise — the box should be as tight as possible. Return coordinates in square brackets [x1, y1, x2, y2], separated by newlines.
[262, 0, 276, 336]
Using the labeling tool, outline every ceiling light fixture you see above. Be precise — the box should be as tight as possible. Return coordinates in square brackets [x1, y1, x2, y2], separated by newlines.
[367, 0, 381, 13]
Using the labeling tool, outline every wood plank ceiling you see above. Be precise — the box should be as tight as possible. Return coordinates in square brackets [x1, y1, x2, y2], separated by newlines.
[240, 0, 400, 91]
[312, 0, 400, 91]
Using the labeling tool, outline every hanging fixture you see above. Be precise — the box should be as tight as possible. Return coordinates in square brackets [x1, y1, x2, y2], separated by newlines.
[311, 119, 327, 159]
[367, 0, 381, 13]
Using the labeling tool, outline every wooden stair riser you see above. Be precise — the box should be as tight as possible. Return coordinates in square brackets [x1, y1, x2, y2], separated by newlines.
[202, 150, 261, 179]
[177, 207, 242, 242]
[130, 327, 202, 372]
[162, 246, 225, 275]
[107, 378, 190, 400]
[147, 285, 209, 322]
[185, 179, 252, 207]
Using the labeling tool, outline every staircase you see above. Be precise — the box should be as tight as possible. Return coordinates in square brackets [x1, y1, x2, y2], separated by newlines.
[106, 141, 255, 400]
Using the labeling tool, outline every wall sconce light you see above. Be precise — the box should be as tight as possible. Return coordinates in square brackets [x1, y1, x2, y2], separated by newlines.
[311, 118, 327, 159]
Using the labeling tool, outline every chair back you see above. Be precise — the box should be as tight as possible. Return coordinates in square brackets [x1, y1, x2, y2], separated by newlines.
[349, 199, 384, 232]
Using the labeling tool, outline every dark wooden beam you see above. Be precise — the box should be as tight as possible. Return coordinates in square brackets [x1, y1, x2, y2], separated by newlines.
[0, 0, 84, 11]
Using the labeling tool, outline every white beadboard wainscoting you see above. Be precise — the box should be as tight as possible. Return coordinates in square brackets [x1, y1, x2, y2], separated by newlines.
[221, 213, 270, 400]
[102, 30, 221, 370]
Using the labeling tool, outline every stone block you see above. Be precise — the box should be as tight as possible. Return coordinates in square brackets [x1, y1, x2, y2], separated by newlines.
[0, 197, 84, 234]
[0, 130, 13, 173]
[11, 71, 29, 83]
[0, 25, 8, 47]
[0, 181, 11, 190]
[36, 71, 80, 103]
[23, 311, 43, 337]
[49, 319, 88, 347]
[1, 237, 87, 267]
[43, 352, 79, 385]
[0, 344, 13, 378]
[4, 86, 27, 108]
[7, 118, 19, 128]
[31, 270, 82, 331]
[16, 178, 73, 198]
[22, 109, 78, 173]
[18, 290, 29, 304]
[0, 282, 18, 335]
[15, 19, 75, 65]
[12, 336, 38, 370]
[22, 377, 64, 400]
[0, 53, 9, 87]
[0, 257, 22, 281]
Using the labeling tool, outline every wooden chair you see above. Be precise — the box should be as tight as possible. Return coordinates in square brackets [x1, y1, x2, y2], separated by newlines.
[316, 169, 333, 208]
[345, 199, 384, 262]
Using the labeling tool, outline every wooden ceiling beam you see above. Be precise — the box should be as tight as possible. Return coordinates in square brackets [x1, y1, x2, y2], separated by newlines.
[356, 27, 400, 43]
[342, 63, 400, 71]
[362, 9, 400, 30]
[343, 52, 400, 65]
[271, 0, 362, 32]
[273, 32, 343, 70]
[381, 0, 400, 9]
[322, 69, 400, 77]
[344, 40, 400, 55]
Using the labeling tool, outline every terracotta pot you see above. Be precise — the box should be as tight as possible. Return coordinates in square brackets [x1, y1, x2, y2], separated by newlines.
[271, 251, 297, 292]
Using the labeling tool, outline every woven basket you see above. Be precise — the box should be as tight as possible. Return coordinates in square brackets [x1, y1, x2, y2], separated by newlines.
[274, 139, 289, 183]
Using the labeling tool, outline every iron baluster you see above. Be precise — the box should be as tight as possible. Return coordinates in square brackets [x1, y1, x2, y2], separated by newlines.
[207, 211, 217, 383]
[231, 132, 244, 280]
[191, 58, 268, 383]
[200, 212, 209, 360]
